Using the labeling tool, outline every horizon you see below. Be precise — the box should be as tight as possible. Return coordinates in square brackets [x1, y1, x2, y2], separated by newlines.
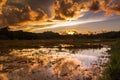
[0, 27, 120, 35]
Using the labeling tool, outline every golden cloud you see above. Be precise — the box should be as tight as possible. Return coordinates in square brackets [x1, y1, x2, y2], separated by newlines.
[0, 0, 7, 14]
[52, 0, 80, 20]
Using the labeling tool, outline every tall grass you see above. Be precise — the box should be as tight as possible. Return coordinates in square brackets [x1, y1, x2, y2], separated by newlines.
[100, 40, 120, 80]
[109, 40, 120, 80]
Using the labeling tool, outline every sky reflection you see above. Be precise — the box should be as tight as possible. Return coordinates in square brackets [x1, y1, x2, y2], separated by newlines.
[0, 47, 110, 80]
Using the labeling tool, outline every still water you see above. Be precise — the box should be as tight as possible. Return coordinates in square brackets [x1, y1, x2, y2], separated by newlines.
[0, 47, 110, 80]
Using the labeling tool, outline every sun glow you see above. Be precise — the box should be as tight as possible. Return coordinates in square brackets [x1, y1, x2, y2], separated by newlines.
[67, 31, 75, 35]
[63, 30, 78, 35]
[37, 18, 106, 30]
[9, 16, 107, 33]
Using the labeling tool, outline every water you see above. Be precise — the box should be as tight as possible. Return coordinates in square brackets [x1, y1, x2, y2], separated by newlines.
[0, 47, 110, 80]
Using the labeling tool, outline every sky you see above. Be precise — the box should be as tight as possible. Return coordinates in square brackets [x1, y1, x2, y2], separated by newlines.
[0, 0, 120, 34]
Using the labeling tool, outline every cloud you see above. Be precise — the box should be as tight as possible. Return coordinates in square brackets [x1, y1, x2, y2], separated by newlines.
[0, 0, 7, 14]
[28, 0, 55, 17]
[92, 0, 120, 15]
[0, 0, 48, 26]
[0, 0, 120, 31]
[2, 5, 47, 26]
[89, 0, 100, 11]
[0, 15, 7, 27]
[108, 0, 120, 15]
[0, 0, 8, 27]
[52, 0, 80, 20]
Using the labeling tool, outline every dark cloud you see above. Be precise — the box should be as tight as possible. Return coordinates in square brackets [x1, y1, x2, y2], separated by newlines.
[6, 0, 27, 9]
[28, 0, 55, 17]
[0, 0, 55, 27]
[2, 5, 45, 25]
[0, 15, 7, 27]
[5, 0, 55, 17]
[2, 5, 28, 24]
[90, 0, 100, 11]
[52, 0, 80, 20]
[2, 1, 47, 25]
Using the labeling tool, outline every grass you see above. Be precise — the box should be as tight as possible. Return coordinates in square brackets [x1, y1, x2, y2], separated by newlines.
[100, 40, 120, 80]
[108, 40, 120, 80]
[0, 39, 116, 49]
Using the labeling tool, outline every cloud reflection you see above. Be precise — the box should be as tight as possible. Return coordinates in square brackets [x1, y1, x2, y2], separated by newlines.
[0, 47, 110, 80]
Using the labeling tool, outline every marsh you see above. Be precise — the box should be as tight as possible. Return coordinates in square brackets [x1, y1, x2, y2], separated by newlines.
[0, 41, 110, 80]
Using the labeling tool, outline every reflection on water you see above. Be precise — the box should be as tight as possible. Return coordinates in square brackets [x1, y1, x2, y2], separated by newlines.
[0, 47, 110, 80]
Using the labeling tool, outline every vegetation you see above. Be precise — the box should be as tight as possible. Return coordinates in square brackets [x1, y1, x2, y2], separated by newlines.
[0, 40, 102, 49]
[0, 27, 120, 40]
[100, 40, 120, 80]
[109, 41, 120, 80]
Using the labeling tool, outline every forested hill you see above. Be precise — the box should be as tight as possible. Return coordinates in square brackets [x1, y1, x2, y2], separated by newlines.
[0, 27, 120, 40]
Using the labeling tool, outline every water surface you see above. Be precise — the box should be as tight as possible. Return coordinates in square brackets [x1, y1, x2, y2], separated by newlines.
[0, 47, 110, 80]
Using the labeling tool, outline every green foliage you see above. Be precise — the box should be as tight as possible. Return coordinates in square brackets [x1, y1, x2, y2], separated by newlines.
[108, 40, 120, 80]
[101, 40, 120, 80]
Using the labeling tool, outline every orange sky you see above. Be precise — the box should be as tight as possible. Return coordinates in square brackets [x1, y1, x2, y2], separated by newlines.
[0, 0, 120, 33]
